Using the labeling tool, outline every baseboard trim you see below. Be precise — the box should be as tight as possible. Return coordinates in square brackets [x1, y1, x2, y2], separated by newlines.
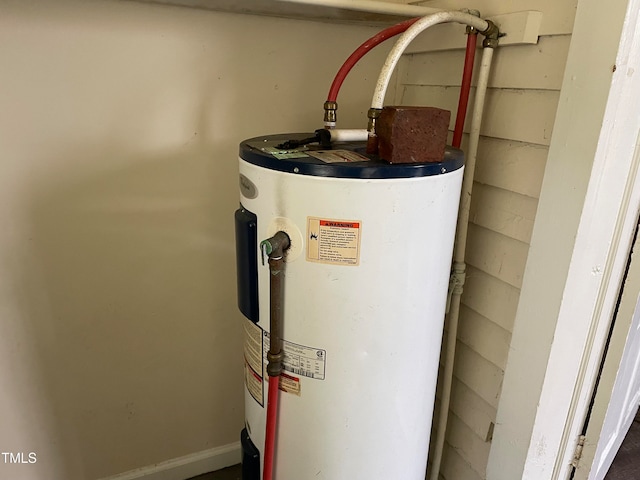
[99, 442, 241, 480]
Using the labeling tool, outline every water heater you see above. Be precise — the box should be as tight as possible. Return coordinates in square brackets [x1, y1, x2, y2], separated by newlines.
[235, 133, 463, 480]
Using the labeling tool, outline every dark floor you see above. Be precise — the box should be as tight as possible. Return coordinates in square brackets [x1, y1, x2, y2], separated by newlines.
[604, 408, 640, 479]
[190, 412, 640, 480]
[188, 464, 241, 480]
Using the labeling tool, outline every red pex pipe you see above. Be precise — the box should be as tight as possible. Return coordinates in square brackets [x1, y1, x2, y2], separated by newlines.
[263, 376, 280, 480]
[452, 32, 478, 149]
[327, 17, 419, 103]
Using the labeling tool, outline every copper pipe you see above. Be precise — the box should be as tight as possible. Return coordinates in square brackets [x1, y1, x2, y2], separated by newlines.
[261, 231, 291, 377]
[261, 230, 290, 480]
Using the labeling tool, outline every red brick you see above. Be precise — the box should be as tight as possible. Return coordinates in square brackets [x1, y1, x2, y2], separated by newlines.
[377, 106, 450, 163]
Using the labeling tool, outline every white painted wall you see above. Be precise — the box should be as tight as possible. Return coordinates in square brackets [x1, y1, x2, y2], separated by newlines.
[0, 1, 394, 479]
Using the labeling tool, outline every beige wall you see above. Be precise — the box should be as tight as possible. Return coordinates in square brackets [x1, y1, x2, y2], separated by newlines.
[0, 1, 393, 479]
[403, 1, 578, 479]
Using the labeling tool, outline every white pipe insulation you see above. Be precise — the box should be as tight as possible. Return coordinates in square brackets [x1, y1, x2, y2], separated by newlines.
[428, 46, 496, 480]
[371, 11, 489, 110]
[329, 129, 369, 142]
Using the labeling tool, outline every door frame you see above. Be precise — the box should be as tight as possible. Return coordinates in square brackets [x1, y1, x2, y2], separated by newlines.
[486, 0, 640, 478]
[574, 221, 640, 479]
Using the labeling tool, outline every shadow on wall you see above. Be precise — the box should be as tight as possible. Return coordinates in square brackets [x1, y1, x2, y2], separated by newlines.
[0, 1, 393, 477]
[20, 138, 244, 478]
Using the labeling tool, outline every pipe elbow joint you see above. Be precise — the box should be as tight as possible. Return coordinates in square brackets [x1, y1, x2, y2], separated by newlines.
[480, 20, 500, 48]
[261, 231, 291, 262]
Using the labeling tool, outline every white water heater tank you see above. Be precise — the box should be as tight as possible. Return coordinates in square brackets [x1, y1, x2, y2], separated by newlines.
[235, 133, 463, 480]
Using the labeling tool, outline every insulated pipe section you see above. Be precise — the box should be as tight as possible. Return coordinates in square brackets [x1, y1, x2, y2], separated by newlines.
[324, 17, 419, 128]
[326, 17, 418, 103]
[370, 11, 495, 112]
[428, 45, 496, 480]
[453, 47, 494, 264]
[329, 129, 369, 143]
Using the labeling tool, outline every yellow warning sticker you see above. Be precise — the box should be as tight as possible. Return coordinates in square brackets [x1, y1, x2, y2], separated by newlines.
[306, 217, 362, 266]
[278, 372, 301, 396]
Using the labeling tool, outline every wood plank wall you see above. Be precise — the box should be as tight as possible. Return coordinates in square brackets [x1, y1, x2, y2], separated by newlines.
[394, 4, 577, 477]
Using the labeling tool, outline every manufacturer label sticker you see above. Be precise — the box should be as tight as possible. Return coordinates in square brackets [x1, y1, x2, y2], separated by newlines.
[306, 217, 362, 266]
[239, 174, 258, 199]
[263, 332, 326, 381]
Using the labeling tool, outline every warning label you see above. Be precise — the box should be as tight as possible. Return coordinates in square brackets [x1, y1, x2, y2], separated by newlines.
[306, 150, 369, 164]
[278, 372, 301, 396]
[263, 332, 327, 381]
[245, 361, 263, 406]
[307, 217, 362, 266]
[244, 318, 264, 406]
[244, 318, 263, 374]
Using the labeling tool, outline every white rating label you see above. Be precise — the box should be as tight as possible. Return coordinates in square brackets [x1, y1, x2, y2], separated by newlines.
[263, 333, 326, 380]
